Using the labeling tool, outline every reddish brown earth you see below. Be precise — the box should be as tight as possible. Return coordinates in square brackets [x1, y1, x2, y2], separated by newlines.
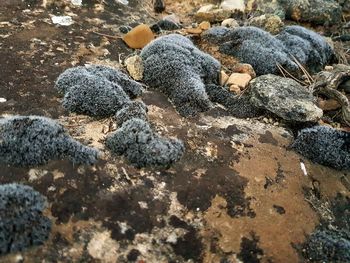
[0, 0, 349, 262]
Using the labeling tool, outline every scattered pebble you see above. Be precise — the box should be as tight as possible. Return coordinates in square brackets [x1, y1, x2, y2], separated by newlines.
[229, 84, 241, 94]
[221, 18, 240, 28]
[195, 4, 231, 22]
[220, 0, 245, 12]
[227, 73, 252, 89]
[51, 16, 74, 26]
[220, 70, 229, 86]
[0, 98, 6, 103]
[125, 55, 144, 81]
[123, 24, 154, 49]
[318, 99, 341, 111]
[70, 0, 82, 6]
[199, 21, 211, 30]
[232, 63, 256, 78]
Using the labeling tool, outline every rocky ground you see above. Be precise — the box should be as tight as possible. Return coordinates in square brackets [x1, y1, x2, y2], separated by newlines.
[0, 0, 349, 262]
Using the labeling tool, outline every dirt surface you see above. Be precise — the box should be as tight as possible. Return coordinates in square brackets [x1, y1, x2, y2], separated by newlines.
[0, 0, 349, 262]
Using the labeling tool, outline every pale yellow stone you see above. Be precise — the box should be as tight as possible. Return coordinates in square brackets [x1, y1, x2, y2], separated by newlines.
[199, 21, 211, 30]
[227, 73, 252, 88]
[220, 70, 229, 86]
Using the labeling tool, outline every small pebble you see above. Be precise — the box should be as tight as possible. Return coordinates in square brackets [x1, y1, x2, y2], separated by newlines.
[123, 24, 154, 49]
[0, 98, 7, 103]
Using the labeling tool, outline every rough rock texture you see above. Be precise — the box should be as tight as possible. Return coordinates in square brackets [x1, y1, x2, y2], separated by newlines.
[281, 0, 342, 25]
[106, 118, 184, 168]
[0, 116, 99, 166]
[247, 0, 342, 25]
[247, 14, 284, 34]
[249, 74, 323, 122]
[203, 25, 334, 75]
[0, 184, 51, 255]
[292, 125, 350, 170]
[141, 34, 221, 117]
[246, 0, 286, 18]
[55, 65, 143, 117]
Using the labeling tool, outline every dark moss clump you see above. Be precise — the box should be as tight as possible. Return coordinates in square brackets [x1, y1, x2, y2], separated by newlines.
[55, 65, 143, 117]
[0, 184, 51, 255]
[106, 118, 184, 168]
[302, 194, 350, 262]
[291, 125, 350, 170]
[203, 25, 333, 75]
[141, 34, 220, 117]
[303, 229, 350, 262]
[114, 101, 148, 126]
[0, 116, 99, 167]
[205, 84, 263, 118]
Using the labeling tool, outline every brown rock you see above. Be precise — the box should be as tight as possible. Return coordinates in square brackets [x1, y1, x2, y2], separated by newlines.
[186, 27, 203, 34]
[123, 24, 154, 49]
[199, 21, 211, 30]
[227, 73, 252, 88]
[229, 84, 241, 94]
[318, 99, 341, 111]
[232, 63, 256, 78]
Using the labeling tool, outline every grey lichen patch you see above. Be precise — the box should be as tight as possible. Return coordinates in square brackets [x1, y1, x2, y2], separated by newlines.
[55, 65, 143, 117]
[106, 118, 184, 168]
[249, 74, 323, 122]
[292, 125, 350, 170]
[203, 25, 333, 75]
[141, 34, 221, 117]
[0, 183, 51, 255]
[0, 116, 99, 167]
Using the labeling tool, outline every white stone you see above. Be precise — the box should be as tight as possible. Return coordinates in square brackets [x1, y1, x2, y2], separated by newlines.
[71, 0, 82, 6]
[51, 16, 74, 26]
[0, 98, 6, 103]
[221, 18, 239, 28]
[220, 0, 245, 12]
[197, 4, 215, 13]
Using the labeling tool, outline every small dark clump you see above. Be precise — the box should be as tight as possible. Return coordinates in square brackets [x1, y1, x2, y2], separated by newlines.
[291, 125, 350, 170]
[0, 116, 99, 166]
[141, 34, 220, 117]
[0, 184, 51, 255]
[154, 0, 165, 13]
[150, 19, 181, 33]
[55, 65, 143, 117]
[106, 118, 184, 168]
[119, 25, 132, 34]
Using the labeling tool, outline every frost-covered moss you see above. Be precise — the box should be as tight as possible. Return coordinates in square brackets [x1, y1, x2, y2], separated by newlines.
[141, 34, 220, 117]
[0, 184, 51, 255]
[203, 26, 333, 75]
[114, 101, 148, 126]
[291, 125, 350, 170]
[0, 116, 99, 166]
[55, 65, 143, 117]
[106, 118, 184, 168]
